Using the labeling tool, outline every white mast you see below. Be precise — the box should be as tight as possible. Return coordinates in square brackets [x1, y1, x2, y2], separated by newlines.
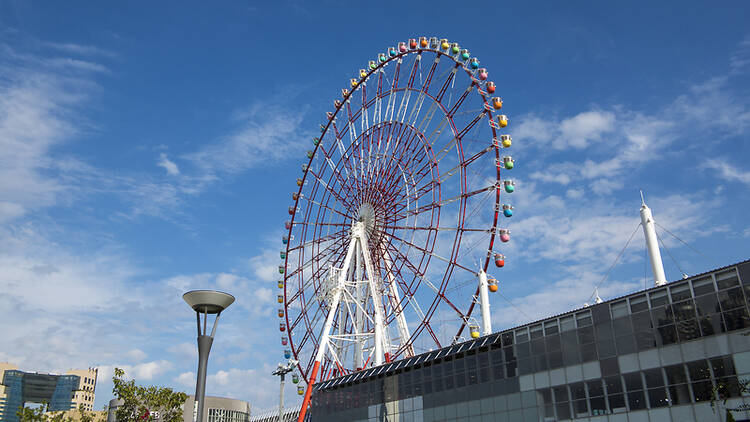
[639, 191, 667, 286]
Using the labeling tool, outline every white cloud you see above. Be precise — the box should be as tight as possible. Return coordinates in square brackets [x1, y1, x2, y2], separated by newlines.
[512, 110, 615, 150]
[158, 153, 180, 175]
[46, 57, 109, 73]
[45, 42, 117, 59]
[512, 115, 556, 146]
[162, 266, 275, 316]
[559, 111, 615, 148]
[129, 361, 172, 380]
[168, 343, 198, 362]
[706, 159, 750, 185]
[175, 371, 195, 388]
[248, 248, 282, 283]
[529, 168, 571, 185]
[115, 99, 310, 220]
[185, 102, 310, 178]
[589, 178, 623, 195]
[730, 36, 750, 73]
[125, 349, 147, 362]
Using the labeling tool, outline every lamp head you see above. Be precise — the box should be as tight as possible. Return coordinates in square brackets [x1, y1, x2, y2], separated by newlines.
[183, 290, 235, 314]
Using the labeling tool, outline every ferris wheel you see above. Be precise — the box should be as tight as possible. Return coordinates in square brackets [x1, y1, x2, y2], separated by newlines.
[278, 36, 516, 410]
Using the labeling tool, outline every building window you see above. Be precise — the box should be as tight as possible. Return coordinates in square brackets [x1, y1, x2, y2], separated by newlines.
[560, 316, 575, 332]
[610, 300, 628, 318]
[692, 277, 715, 296]
[716, 270, 740, 290]
[670, 283, 692, 302]
[553, 386, 571, 420]
[515, 328, 529, 343]
[644, 368, 668, 408]
[587, 380, 606, 416]
[649, 289, 669, 307]
[544, 319, 559, 335]
[630, 295, 648, 313]
[604, 376, 626, 413]
[529, 324, 543, 339]
[576, 311, 592, 327]
[623, 373, 646, 410]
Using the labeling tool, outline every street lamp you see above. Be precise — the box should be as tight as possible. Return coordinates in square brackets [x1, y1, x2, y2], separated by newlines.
[272, 359, 298, 422]
[183, 290, 235, 422]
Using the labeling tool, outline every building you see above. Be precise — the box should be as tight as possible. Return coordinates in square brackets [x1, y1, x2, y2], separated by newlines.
[0, 364, 97, 422]
[66, 368, 98, 412]
[309, 259, 750, 421]
[107, 395, 250, 422]
[248, 407, 300, 422]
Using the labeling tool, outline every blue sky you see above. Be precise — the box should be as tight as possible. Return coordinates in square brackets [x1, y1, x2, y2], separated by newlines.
[1, 0, 749, 413]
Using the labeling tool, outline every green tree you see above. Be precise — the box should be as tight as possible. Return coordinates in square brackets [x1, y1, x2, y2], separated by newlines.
[17, 403, 103, 422]
[17, 404, 52, 422]
[111, 368, 188, 422]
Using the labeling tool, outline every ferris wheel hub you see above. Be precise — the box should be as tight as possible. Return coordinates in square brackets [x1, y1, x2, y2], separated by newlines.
[356, 203, 377, 239]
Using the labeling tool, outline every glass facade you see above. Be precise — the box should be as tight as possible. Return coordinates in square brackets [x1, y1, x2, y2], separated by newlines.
[0, 371, 79, 422]
[310, 260, 750, 421]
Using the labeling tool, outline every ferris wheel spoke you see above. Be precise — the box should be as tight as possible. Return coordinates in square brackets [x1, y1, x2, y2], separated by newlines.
[383, 225, 486, 232]
[456, 110, 487, 140]
[292, 221, 348, 228]
[461, 143, 494, 168]
[423, 321, 442, 349]
[287, 238, 347, 280]
[397, 184, 495, 220]
[307, 170, 354, 210]
[361, 82, 369, 133]
[405, 56, 441, 128]
[289, 308, 308, 333]
[288, 228, 348, 252]
[383, 59, 402, 122]
[433, 134, 459, 164]
[383, 242, 467, 327]
[396, 55, 421, 123]
[301, 247, 350, 295]
[300, 195, 352, 221]
[318, 143, 358, 204]
[344, 102, 359, 147]
[374, 69, 384, 123]
[329, 122, 351, 178]
[434, 64, 460, 104]
[446, 83, 476, 117]
[385, 230, 476, 276]
[421, 55, 441, 95]
[381, 240, 432, 290]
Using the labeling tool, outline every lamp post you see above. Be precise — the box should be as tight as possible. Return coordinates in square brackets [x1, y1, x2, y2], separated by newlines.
[272, 359, 298, 422]
[183, 290, 235, 422]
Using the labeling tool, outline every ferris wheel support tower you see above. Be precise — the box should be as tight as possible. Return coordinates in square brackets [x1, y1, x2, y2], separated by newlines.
[300, 221, 396, 413]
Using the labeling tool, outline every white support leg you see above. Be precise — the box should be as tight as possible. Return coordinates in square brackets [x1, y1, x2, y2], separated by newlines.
[356, 223, 389, 365]
[313, 232, 358, 365]
[478, 270, 492, 336]
[354, 242, 364, 369]
[382, 241, 414, 357]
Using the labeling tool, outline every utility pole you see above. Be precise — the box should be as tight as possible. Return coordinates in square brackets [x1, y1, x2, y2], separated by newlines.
[272, 359, 298, 422]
